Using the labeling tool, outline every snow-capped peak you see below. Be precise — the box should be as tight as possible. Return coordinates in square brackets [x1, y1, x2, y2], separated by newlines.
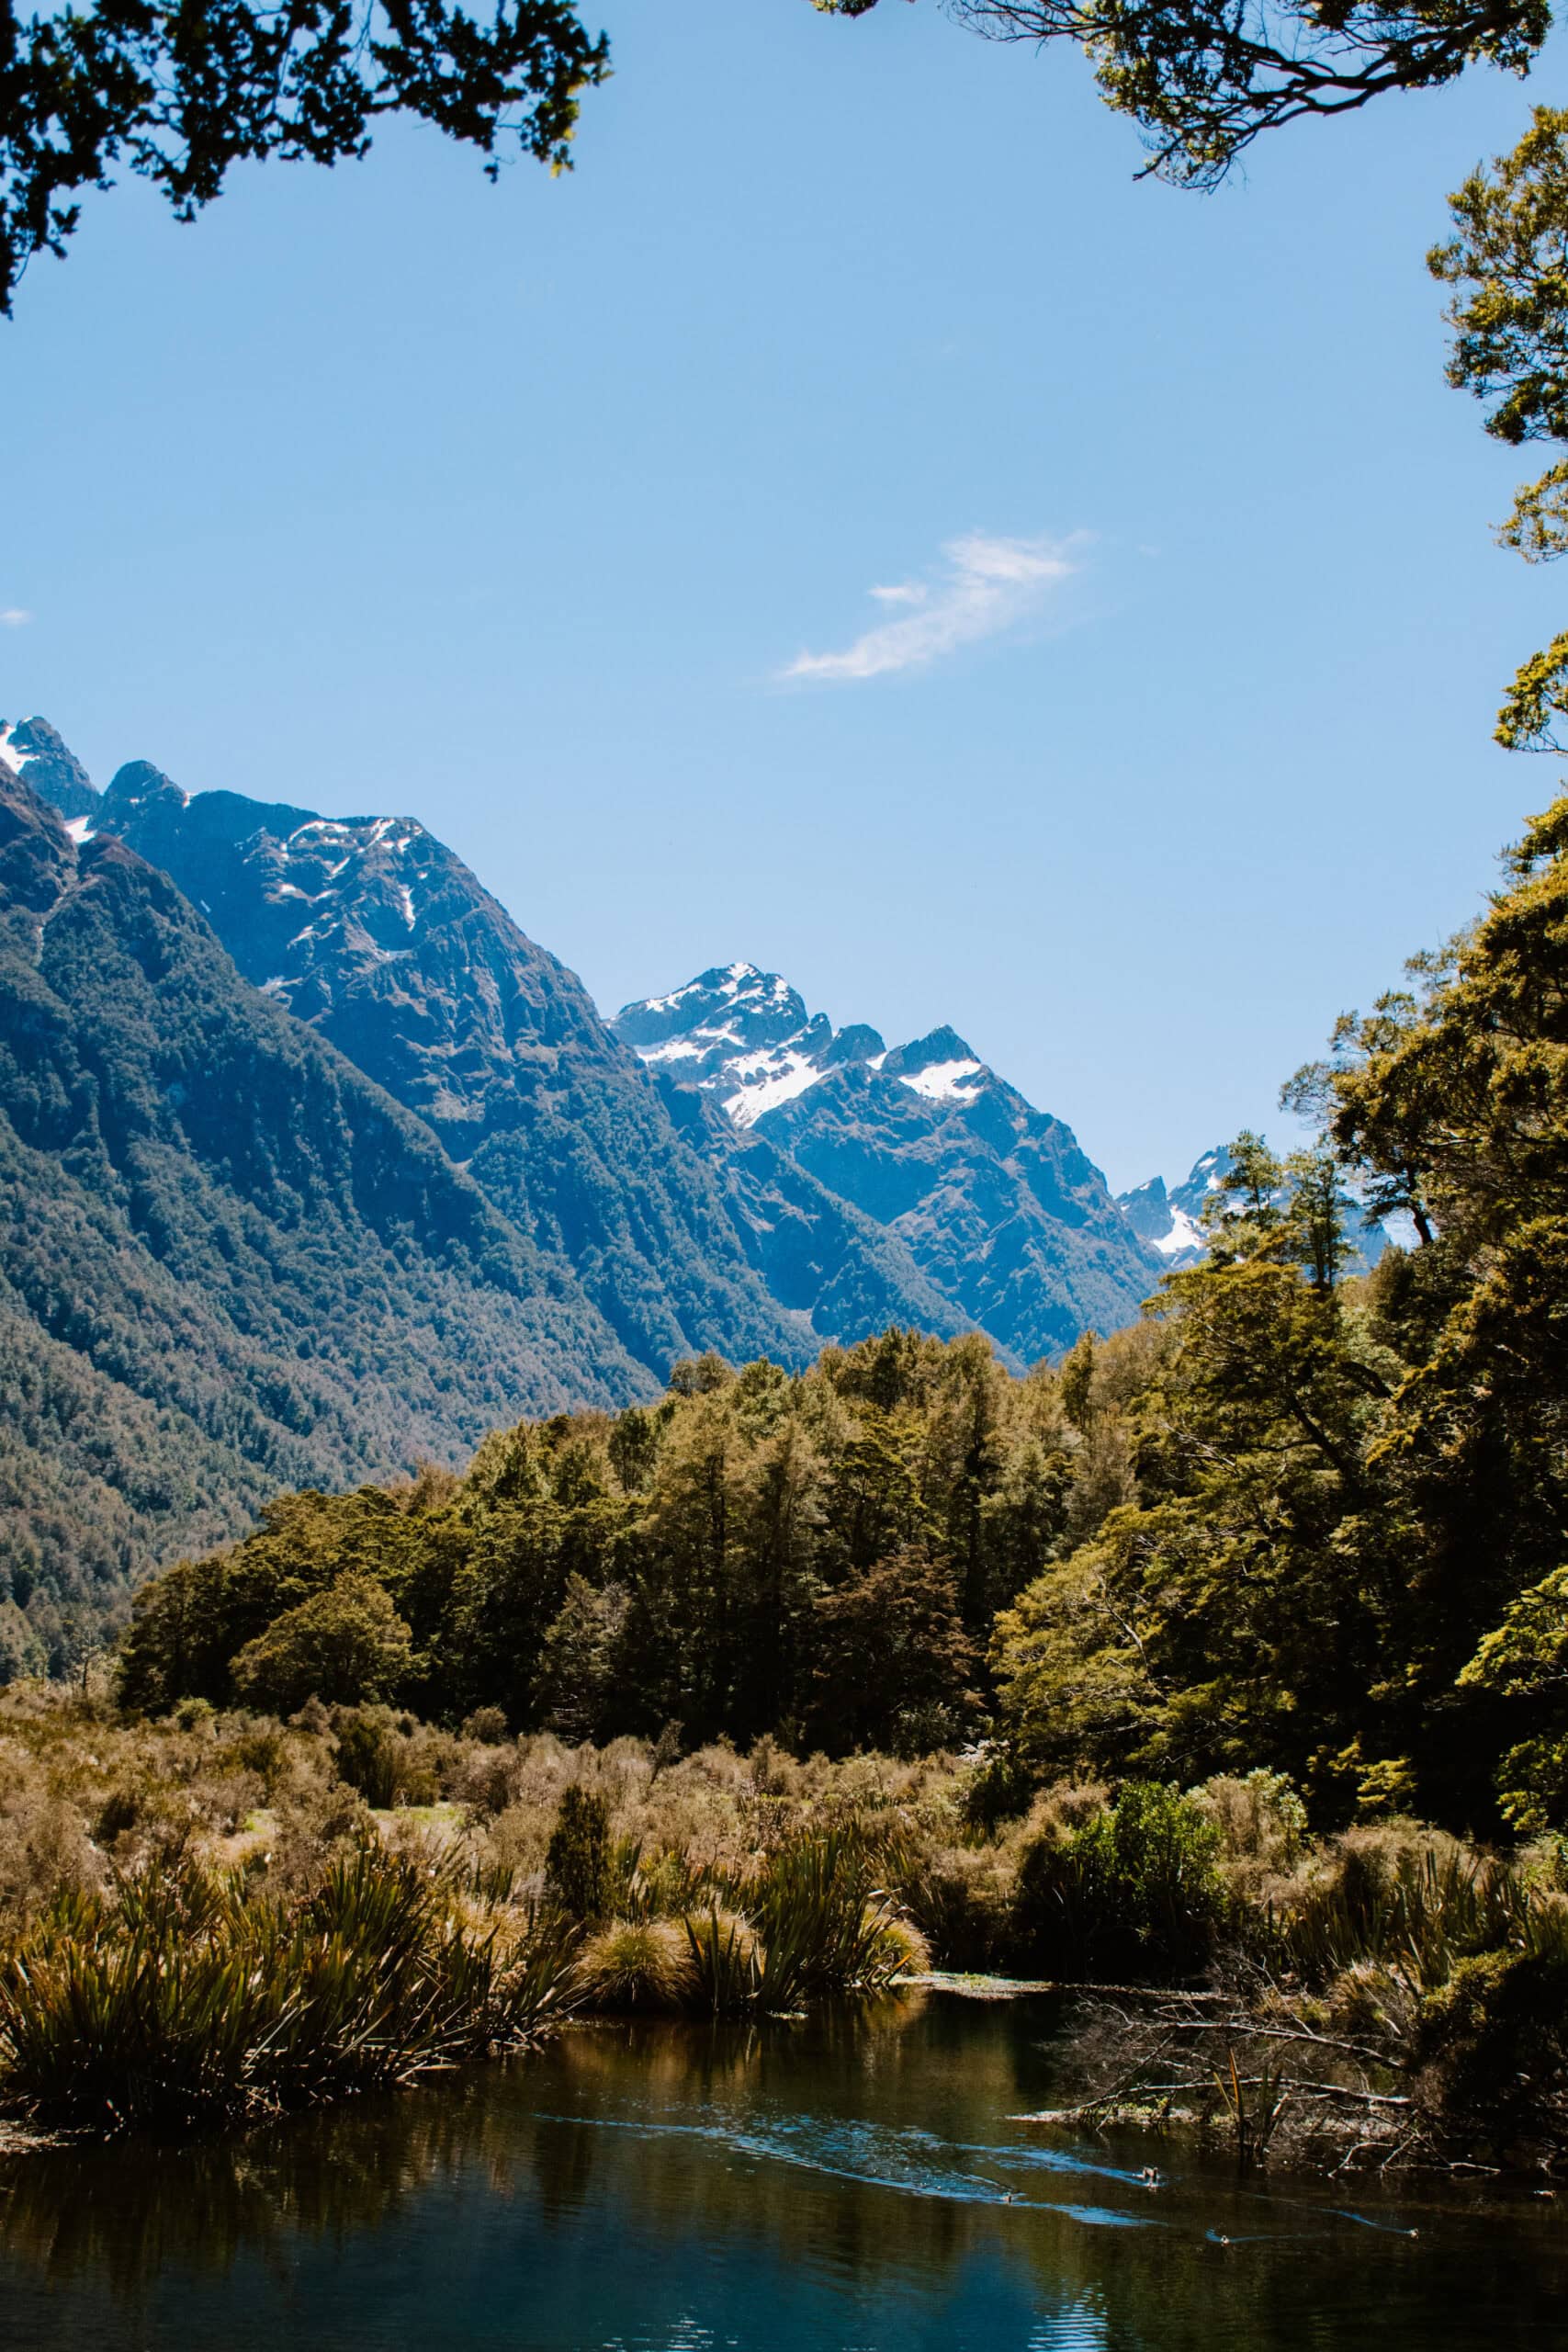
[612, 975, 1006, 1134]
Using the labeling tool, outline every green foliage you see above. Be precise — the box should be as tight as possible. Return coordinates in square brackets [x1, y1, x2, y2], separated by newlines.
[2, 0, 610, 314]
[117, 1330, 1074, 1753]
[749, 1830, 921, 2007]
[1013, 1781, 1225, 1978]
[0, 1846, 574, 2136]
[573, 1917, 693, 2013]
[814, 0, 1547, 187]
[230, 1576, 414, 1714]
[1430, 108, 1568, 750]
[1416, 1947, 1568, 2150]
[1274, 1838, 1537, 1992]
[544, 1784, 615, 1925]
[682, 1905, 762, 2015]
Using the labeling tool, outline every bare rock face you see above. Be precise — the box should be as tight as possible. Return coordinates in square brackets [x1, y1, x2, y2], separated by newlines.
[0, 716, 99, 821]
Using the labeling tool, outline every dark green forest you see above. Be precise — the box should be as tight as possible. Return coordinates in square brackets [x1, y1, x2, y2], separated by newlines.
[0, 771, 649, 1682]
[117, 778, 1568, 1837]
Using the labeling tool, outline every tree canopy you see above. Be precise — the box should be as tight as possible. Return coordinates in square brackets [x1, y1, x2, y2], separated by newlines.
[1430, 106, 1568, 752]
[0, 0, 608, 313]
[813, 0, 1549, 187]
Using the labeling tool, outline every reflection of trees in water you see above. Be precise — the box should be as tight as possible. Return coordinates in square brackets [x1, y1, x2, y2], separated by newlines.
[0, 2006, 932, 2295]
[0, 2084, 512, 2293]
[2, 2000, 1565, 2346]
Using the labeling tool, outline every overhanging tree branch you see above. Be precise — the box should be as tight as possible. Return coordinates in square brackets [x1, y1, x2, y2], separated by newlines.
[0, 0, 609, 313]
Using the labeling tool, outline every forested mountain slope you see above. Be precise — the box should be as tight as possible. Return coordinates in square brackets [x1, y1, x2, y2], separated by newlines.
[16, 722, 1163, 1375]
[0, 769, 648, 1675]
[89, 757, 815, 1379]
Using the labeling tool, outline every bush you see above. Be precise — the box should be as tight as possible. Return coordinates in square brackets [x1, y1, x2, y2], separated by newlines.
[1416, 1949, 1568, 2154]
[1269, 1827, 1560, 1994]
[544, 1785, 615, 1924]
[750, 1831, 926, 2006]
[1012, 1780, 1226, 1978]
[895, 1844, 1014, 1972]
[682, 1905, 761, 2013]
[460, 1707, 510, 1745]
[333, 1709, 400, 1809]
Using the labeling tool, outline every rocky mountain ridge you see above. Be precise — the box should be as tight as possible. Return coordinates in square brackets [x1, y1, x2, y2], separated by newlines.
[9, 729, 987, 1380]
[614, 963, 1163, 1363]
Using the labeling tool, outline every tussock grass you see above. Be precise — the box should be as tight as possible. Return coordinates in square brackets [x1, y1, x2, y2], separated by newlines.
[575, 1919, 693, 2013]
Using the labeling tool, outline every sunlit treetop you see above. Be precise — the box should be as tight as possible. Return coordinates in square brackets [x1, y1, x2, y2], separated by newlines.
[813, 0, 1551, 187]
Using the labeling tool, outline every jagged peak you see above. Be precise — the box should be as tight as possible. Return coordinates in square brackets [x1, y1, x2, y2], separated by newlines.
[1, 717, 100, 822]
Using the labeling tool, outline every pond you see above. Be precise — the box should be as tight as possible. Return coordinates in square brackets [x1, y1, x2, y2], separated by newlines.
[0, 1989, 1563, 2350]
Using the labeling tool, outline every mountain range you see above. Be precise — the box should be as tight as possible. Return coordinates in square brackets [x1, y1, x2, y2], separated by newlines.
[0, 710, 1247, 1669]
[613, 963, 1156, 1363]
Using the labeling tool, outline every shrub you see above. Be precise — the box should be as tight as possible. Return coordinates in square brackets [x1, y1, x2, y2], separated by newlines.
[544, 1785, 614, 1924]
[682, 1905, 761, 2014]
[333, 1709, 400, 1809]
[895, 1844, 1013, 1972]
[1274, 1830, 1533, 1991]
[1416, 1949, 1568, 2153]
[1012, 1780, 1225, 1978]
[750, 1831, 923, 2007]
[0, 1848, 574, 2138]
[1191, 1769, 1308, 1898]
[460, 1707, 510, 1746]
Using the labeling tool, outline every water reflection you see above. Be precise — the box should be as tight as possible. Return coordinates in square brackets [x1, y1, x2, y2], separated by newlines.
[1, 1993, 1564, 2350]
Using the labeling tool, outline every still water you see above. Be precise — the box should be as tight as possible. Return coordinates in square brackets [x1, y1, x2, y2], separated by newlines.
[0, 1989, 1563, 2350]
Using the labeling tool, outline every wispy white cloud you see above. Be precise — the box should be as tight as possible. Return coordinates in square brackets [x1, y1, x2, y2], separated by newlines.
[782, 531, 1079, 684]
[0, 608, 31, 628]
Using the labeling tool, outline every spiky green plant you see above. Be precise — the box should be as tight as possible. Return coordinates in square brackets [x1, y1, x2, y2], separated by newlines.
[0, 1846, 576, 2137]
[682, 1905, 761, 2015]
[749, 1832, 921, 2008]
[1274, 1843, 1536, 1992]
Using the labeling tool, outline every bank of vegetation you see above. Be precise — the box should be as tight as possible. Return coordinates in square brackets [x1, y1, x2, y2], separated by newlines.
[2, 1686, 1567, 2169]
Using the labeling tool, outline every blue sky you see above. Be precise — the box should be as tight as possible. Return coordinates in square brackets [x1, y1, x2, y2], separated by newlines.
[2, 0, 1562, 1192]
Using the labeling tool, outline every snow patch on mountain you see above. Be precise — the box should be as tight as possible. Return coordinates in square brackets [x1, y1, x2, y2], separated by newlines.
[1150, 1204, 1205, 1259]
[1120, 1146, 1393, 1271]
[614, 969, 1010, 1131]
[723, 1048, 827, 1126]
[900, 1057, 985, 1103]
